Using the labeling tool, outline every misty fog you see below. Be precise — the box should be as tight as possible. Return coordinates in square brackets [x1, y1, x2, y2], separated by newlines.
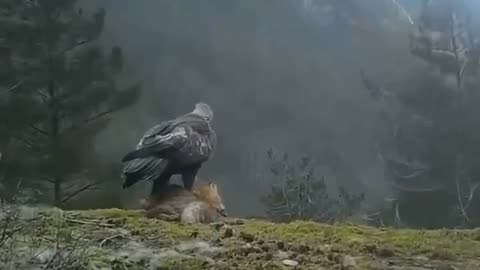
[76, 0, 430, 216]
[0, 0, 464, 225]
[5, 5, 480, 269]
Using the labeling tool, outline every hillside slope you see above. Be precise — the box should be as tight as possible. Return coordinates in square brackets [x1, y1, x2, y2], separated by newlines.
[1, 207, 480, 270]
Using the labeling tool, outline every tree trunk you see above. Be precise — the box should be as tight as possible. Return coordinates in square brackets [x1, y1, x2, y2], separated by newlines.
[47, 72, 63, 207]
[46, 34, 62, 207]
[53, 179, 62, 207]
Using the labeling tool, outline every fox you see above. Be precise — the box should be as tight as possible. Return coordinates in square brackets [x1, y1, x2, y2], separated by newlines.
[140, 181, 227, 224]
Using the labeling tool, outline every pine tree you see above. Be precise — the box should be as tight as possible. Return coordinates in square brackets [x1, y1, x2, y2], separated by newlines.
[261, 148, 365, 222]
[364, 0, 480, 228]
[0, 0, 141, 206]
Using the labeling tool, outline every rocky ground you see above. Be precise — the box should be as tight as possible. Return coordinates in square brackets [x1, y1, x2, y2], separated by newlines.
[1, 206, 480, 270]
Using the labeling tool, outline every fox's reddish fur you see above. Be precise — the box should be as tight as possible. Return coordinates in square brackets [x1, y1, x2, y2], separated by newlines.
[140, 180, 226, 224]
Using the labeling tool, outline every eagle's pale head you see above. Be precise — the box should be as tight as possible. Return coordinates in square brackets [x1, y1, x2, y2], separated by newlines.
[192, 102, 214, 122]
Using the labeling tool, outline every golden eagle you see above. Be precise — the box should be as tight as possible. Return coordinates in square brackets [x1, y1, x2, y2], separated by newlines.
[121, 102, 217, 196]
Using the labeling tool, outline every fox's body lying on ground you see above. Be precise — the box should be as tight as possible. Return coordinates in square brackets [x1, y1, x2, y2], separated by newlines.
[140, 181, 227, 224]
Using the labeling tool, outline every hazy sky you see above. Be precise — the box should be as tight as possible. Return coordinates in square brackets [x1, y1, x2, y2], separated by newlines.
[83, 0, 461, 216]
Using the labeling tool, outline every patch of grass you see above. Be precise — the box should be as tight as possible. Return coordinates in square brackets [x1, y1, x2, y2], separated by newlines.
[64, 208, 214, 240]
[84, 247, 112, 269]
[158, 257, 207, 270]
[69, 208, 144, 219]
[24, 208, 480, 269]
[66, 209, 480, 259]
[235, 220, 480, 261]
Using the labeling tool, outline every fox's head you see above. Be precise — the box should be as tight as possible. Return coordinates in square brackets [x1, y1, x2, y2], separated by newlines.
[193, 181, 227, 217]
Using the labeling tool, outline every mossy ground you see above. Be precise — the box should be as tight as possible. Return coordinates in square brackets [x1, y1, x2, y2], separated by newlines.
[3, 207, 480, 269]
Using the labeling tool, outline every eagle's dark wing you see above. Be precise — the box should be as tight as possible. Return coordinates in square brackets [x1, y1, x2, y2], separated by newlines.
[122, 157, 167, 188]
[121, 129, 183, 162]
[121, 119, 175, 188]
[141, 119, 176, 143]
[121, 115, 208, 162]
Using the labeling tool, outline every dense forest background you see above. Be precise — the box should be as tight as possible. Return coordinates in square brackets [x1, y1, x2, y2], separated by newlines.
[2, 0, 480, 229]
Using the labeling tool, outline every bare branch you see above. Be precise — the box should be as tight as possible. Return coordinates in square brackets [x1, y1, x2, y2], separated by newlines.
[394, 200, 404, 227]
[454, 156, 471, 223]
[13, 135, 34, 149]
[61, 183, 101, 203]
[393, 169, 426, 179]
[391, 182, 443, 192]
[389, 0, 414, 25]
[449, 12, 467, 90]
[85, 109, 114, 124]
[35, 89, 49, 101]
[60, 39, 93, 55]
[29, 125, 49, 136]
[1, 79, 26, 93]
[464, 182, 480, 211]
[66, 218, 116, 227]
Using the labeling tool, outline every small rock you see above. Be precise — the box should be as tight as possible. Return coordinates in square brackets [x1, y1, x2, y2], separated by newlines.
[265, 252, 274, 260]
[277, 251, 290, 260]
[327, 253, 335, 261]
[289, 251, 299, 259]
[314, 247, 325, 255]
[243, 243, 252, 248]
[239, 231, 255, 242]
[241, 243, 257, 256]
[215, 261, 229, 268]
[342, 255, 357, 270]
[226, 219, 245, 225]
[436, 265, 456, 270]
[333, 254, 344, 263]
[473, 233, 480, 242]
[223, 226, 234, 238]
[377, 247, 394, 258]
[212, 222, 225, 231]
[331, 245, 342, 253]
[297, 244, 310, 253]
[247, 253, 262, 260]
[296, 254, 306, 264]
[34, 249, 57, 264]
[413, 255, 429, 262]
[203, 257, 215, 265]
[364, 244, 377, 253]
[282, 259, 299, 267]
[277, 241, 285, 250]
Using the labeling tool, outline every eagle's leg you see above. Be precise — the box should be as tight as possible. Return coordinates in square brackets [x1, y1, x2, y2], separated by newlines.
[181, 165, 201, 191]
[151, 172, 173, 197]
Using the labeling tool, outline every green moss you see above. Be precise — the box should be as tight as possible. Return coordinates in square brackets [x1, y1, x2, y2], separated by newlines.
[68, 208, 144, 219]
[84, 247, 112, 269]
[157, 257, 207, 270]
[36, 209, 480, 259]
[60, 208, 210, 241]
[236, 220, 480, 261]
[22, 208, 479, 269]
